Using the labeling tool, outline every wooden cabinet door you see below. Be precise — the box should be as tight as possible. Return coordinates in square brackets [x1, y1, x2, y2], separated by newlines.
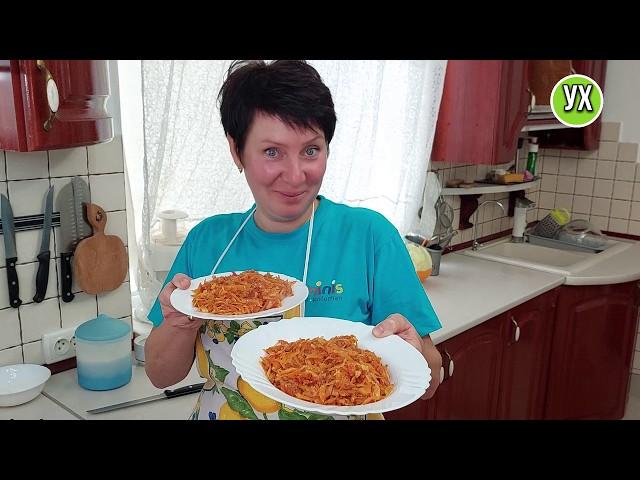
[432, 61, 528, 165]
[544, 282, 639, 419]
[433, 314, 505, 419]
[535, 60, 607, 151]
[497, 289, 557, 419]
[0, 60, 113, 152]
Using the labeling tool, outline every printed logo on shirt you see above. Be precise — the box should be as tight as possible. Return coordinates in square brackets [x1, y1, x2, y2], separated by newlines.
[308, 279, 344, 302]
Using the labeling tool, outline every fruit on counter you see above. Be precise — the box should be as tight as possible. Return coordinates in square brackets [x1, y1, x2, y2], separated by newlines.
[219, 401, 247, 420]
[237, 377, 281, 413]
[406, 242, 432, 281]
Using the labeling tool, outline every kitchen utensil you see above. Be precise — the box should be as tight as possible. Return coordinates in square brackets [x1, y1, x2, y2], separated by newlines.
[1, 194, 21, 308]
[531, 208, 570, 238]
[33, 186, 54, 303]
[86, 382, 205, 414]
[55, 177, 92, 302]
[0, 364, 51, 407]
[75, 314, 132, 391]
[426, 245, 443, 276]
[231, 317, 431, 416]
[437, 229, 458, 250]
[73, 204, 128, 294]
[133, 335, 147, 365]
[555, 219, 608, 250]
[435, 196, 454, 244]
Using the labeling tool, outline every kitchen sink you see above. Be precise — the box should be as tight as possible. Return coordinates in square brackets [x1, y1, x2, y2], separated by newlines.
[460, 237, 629, 275]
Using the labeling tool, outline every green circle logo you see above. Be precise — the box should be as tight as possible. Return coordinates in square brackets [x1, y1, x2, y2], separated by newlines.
[551, 74, 603, 128]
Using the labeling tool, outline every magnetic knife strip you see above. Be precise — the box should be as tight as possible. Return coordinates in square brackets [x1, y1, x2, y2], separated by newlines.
[0, 212, 61, 234]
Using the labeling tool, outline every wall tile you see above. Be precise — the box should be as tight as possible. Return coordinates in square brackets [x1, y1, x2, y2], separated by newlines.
[573, 196, 592, 215]
[596, 161, 616, 179]
[598, 141, 619, 161]
[618, 142, 639, 163]
[7, 179, 51, 217]
[629, 221, 640, 235]
[610, 200, 631, 219]
[541, 174, 557, 192]
[60, 292, 97, 329]
[575, 177, 594, 196]
[88, 136, 124, 174]
[608, 218, 629, 233]
[97, 282, 132, 319]
[5, 151, 48, 180]
[49, 148, 88, 177]
[89, 173, 126, 211]
[0, 308, 21, 350]
[542, 156, 560, 174]
[556, 176, 575, 195]
[22, 341, 44, 365]
[631, 202, 640, 222]
[576, 159, 597, 177]
[19, 298, 61, 343]
[589, 215, 609, 231]
[0, 346, 23, 366]
[613, 181, 634, 201]
[558, 158, 578, 176]
[600, 122, 621, 142]
[593, 179, 614, 198]
[615, 162, 636, 182]
[591, 197, 611, 217]
[554, 193, 573, 210]
[16, 259, 58, 303]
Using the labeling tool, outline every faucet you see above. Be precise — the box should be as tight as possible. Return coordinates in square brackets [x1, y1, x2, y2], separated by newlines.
[511, 196, 536, 243]
[471, 200, 506, 251]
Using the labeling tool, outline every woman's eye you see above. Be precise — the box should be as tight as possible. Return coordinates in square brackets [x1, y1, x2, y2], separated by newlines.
[305, 147, 319, 156]
[265, 148, 278, 157]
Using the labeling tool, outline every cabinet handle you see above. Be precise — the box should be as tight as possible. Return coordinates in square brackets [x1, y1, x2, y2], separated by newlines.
[36, 60, 59, 132]
[511, 316, 520, 343]
[439, 366, 445, 384]
[526, 88, 536, 112]
[444, 350, 455, 378]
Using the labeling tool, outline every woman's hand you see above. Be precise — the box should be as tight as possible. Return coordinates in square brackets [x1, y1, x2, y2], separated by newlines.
[373, 313, 442, 400]
[159, 273, 203, 330]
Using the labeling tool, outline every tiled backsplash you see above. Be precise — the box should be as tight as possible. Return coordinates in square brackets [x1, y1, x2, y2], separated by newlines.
[0, 136, 131, 367]
[431, 121, 640, 375]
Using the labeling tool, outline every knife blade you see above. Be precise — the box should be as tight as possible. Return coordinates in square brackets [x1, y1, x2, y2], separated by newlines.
[1, 194, 21, 308]
[56, 181, 78, 302]
[71, 177, 92, 242]
[33, 186, 54, 303]
[86, 382, 205, 414]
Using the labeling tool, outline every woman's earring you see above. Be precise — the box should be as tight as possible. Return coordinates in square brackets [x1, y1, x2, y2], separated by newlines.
[238, 166, 243, 173]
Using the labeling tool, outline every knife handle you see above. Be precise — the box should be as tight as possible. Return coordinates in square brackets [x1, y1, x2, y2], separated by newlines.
[164, 383, 205, 399]
[6, 257, 21, 308]
[60, 253, 74, 303]
[33, 251, 50, 303]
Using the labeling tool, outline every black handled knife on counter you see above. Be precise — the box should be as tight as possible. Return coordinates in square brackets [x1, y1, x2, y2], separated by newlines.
[33, 186, 54, 303]
[1, 194, 21, 308]
[86, 383, 205, 414]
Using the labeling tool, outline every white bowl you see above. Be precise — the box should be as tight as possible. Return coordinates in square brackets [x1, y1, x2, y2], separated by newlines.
[0, 364, 51, 407]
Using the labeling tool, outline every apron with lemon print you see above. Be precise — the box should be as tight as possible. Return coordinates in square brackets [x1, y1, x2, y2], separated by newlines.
[188, 203, 383, 420]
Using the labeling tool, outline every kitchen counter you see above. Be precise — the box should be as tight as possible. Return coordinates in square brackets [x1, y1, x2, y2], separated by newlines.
[566, 237, 640, 285]
[424, 254, 565, 344]
[0, 394, 79, 420]
[42, 354, 202, 420]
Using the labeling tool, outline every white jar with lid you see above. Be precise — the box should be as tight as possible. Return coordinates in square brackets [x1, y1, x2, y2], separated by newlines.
[74, 314, 132, 391]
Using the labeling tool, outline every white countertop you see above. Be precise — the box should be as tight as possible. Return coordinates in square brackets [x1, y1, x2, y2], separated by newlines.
[424, 254, 565, 344]
[43, 354, 202, 420]
[0, 394, 78, 420]
[566, 238, 640, 285]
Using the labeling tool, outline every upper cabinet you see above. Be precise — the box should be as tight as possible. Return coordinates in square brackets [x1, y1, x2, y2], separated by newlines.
[431, 60, 608, 165]
[431, 60, 529, 165]
[0, 60, 113, 152]
[532, 60, 607, 151]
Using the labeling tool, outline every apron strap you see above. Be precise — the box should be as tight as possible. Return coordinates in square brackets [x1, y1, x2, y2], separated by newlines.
[211, 207, 256, 275]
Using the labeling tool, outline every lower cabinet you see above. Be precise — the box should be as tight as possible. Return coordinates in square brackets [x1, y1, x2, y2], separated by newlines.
[387, 282, 638, 420]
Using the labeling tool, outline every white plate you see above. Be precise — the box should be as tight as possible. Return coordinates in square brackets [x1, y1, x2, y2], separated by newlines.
[231, 316, 431, 416]
[170, 271, 309, 321]
[0, 364, 51, 407]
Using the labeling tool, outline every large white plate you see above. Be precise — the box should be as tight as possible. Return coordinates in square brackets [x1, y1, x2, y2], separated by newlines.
[231, 316, 431, 416]
[170, 271, 309, 321]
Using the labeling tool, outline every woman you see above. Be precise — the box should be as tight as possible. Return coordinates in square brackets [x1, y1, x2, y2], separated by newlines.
[145, 60, 442, 420]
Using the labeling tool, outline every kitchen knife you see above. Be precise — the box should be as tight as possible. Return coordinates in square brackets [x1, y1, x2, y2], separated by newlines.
[1, 194, 21, 308]
[86, 382, 205, 414]
[56, 177, 92, 302]
[56, 181, 78, 302]
[33, 186, 54, 303]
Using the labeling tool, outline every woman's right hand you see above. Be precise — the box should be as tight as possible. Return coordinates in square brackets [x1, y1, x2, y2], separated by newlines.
[159, 273, 203, 330]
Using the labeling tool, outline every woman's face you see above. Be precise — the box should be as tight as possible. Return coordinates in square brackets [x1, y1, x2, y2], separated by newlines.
[228, 112, 328, 231]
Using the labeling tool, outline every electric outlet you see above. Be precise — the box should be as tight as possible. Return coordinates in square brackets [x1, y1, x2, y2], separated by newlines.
[42, 327, 77, 364]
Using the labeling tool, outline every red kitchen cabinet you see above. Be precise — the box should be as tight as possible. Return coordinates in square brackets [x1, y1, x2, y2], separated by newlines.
[432, 313, 505, 419]
[544, 282, 639, 420]
[497, 289, 557, 419]
[533, 60, 607, 151]
[431, 60, 529, 165]
[0, 60, 113, 152]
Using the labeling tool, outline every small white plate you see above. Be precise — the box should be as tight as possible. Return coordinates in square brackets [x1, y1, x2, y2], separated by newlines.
[0, 364, 51, 407]
[170, 271, 309, 320]
[231, 316, 431, 416]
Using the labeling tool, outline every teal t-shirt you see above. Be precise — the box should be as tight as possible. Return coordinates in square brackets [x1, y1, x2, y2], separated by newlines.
[148, 196, 441, 337]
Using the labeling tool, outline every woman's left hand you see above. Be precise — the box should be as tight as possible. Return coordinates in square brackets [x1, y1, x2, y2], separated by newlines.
[373, 313, 442, 400]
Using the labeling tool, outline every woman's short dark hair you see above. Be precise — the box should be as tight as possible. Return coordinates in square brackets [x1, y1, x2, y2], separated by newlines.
[218, 60, 336, 155]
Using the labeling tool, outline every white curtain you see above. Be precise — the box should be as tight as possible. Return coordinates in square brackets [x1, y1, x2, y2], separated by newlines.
[119, 60, 446, 313]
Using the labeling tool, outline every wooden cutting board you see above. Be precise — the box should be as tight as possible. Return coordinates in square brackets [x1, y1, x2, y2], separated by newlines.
[74, 203, 128, 294]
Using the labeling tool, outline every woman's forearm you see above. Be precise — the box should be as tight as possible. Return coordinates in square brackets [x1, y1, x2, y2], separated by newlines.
[144, 320, 201, 388]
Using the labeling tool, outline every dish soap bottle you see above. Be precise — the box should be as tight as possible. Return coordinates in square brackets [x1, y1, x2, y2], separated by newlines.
[526, 138, 539, 176]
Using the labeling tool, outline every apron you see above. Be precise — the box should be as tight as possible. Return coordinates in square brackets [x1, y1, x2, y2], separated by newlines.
[188, 202, 379, 420]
